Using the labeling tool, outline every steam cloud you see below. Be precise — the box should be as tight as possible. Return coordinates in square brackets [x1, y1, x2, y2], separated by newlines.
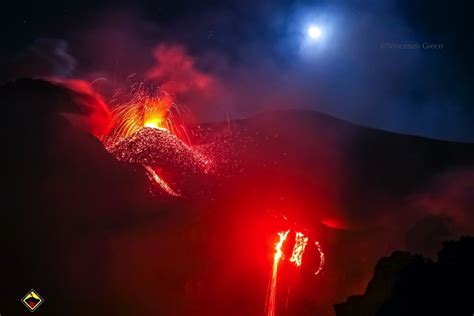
[146, 44, 216, 109]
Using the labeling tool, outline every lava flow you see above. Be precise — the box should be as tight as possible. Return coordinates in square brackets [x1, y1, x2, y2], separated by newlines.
[265, 230, 290, 316]
[143, 165, 180, 196]
[314, 241, 325, 276]
[265, 229, 325, 316]
[289, 232, 309, 267]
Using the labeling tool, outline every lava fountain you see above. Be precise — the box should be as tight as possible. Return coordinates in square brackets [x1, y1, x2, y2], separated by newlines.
[104, 82, 190, 146]
[103, 81, 212, 196]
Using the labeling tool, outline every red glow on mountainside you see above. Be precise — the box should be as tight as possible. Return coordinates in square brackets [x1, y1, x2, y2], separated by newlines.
[58, 79, 113, 137]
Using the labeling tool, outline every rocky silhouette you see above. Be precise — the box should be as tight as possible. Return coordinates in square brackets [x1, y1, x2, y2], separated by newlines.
[335, 236, 474, 316]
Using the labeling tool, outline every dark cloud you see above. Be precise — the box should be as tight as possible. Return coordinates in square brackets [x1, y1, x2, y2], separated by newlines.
[410, 168, 474, 234]
[1, 38, 76, 83]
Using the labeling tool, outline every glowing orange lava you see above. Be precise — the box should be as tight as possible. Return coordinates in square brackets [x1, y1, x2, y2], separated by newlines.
[266, 230, 290, 316]
[289, 232, 308, 267]
[143, 165, 180, 197]
[264, 230, 326, 315]
[314, 241, 325, 276]
[105, 82, 191, 146]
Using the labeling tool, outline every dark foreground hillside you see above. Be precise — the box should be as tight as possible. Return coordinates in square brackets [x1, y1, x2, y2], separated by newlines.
[335, 236, 474, 316]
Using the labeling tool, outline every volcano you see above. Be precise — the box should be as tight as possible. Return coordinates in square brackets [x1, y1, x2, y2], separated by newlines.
[2, 79, 474, 316]
[107, 126, 213, 195]
[108, 127, 211, 172]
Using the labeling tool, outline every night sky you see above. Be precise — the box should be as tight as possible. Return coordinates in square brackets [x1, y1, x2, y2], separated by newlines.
[1, 0, 473, 141]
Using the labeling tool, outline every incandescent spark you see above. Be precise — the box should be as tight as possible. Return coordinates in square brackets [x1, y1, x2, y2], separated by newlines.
[104, 82, 191, 147]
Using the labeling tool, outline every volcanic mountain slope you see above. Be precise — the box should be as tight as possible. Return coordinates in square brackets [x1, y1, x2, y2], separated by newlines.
[191, 111, 474, 315]
[196, 110, 474, 229]
[1, 79, 473, 316]
[108, 127, 209, 171]
[107, 126, 213, 195]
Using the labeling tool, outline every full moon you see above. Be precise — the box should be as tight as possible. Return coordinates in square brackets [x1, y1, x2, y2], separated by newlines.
[308, 25, 322, 39]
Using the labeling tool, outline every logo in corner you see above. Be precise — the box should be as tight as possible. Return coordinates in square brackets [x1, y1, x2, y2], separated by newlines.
[21, 289, 44, 312]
